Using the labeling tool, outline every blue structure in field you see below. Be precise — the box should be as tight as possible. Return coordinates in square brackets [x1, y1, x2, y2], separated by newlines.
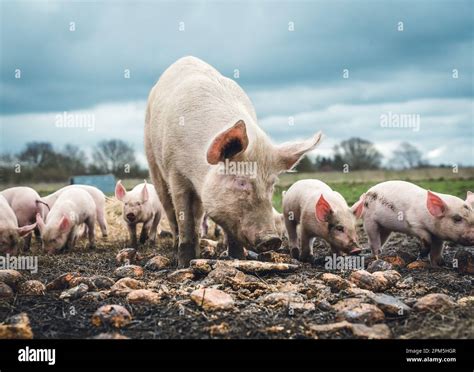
[69, 174, 116, 195]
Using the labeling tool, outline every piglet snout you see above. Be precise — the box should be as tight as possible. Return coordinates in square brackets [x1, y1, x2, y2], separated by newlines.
[255, 235, 282, 253]
[349, 247, 362, 255]
[126, 213, 136, 222]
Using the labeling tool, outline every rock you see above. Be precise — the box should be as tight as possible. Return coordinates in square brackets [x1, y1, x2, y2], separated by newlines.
[349, 270, 400, 291]
[82, 291, 109, 302]
[190, 288, 234, 311]
[91, 305, 132, 328]
[265, 325, 285, 334]
[321, 273, 352, 291]
[110, 278, 146, 297]
[190, 259, 299, 275]
[0, 313, 33, 339]
[18, 280, 46, 296]
[368, 293, 411, 316]
[257, 251, 295, 264]
[200, 239, 219, 259]
[90, 275, 115, 289]
[308, 321, 391, 339]
[381, 255, 406, 268]
[413, 293, 456, 312]
[167, 268, 195, 283]
[262, 291, 305, 306]
[454, 249, 474, 275]
[46, 272, 81, 291]
[114, 265, 144, 279]
[209, 322, 230, 337]
[0, 269, 24, 289]
[0, 282, 14, 299]
[91, 332, 129, 339]
[115, 248, 142, 265]
[396, 276, 414, 289]
[367, 259, 393, 273]
[457, 296, 474, 307]
[69, 277, 98, 291]
[126, 289, 161, 304]
[59, 283, 89, 301]
[144, 255, 170, 271]
[203, 262, 239, 284]
[407, 260, 430, 270]
[333, 298, 385, 325]
[245, 249, 259, 260]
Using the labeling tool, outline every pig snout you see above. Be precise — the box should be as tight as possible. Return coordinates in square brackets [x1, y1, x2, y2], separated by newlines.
[254, 235, 282, 253]
[349, 247, 362, 255]
[460, 230, 474, 246]
[126, 213, 136, 222]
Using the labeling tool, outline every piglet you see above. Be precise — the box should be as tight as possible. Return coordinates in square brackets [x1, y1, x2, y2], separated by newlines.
[466, 191, 474, 209]
[1, 186, 47, 250]
[0, 194, 37, 254]
[283, 179, 361, 262]
[115, 180, 162, 248]
[272, 207, 287, 239]
[356, 180, 474, 266]
[36, 188, 97, 254]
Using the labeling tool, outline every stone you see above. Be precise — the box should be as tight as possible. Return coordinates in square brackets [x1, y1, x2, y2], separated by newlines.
[454, 249, 474, 275]
[18, 280, 46, 296]
[190, 259, 299, 275]
[69, 277, 98, 291]
[0, 282, 14, 299]
[167, 268, 195, 283]
[82, 291, 109, 302]
[90, 275, 115, 289]
[257, 251, 295, 264]
[209, 322, 230, 337]
[413, 293, 456, 312]
[320, 273, 352, 291]
[407, 260, 430, 270]
[309, 321, 391, 339]
[59, 283, 89, 301]
[457, 296, 474, 307]
[114, 265, 144, 279]
[368, 293, 411, 316]
[115, 248, 142, 264]
[126, 289, 161, 304]
[349, 270, 400, 291]
[381, 255, 406, 268]
[200, 239, 219, 259]
[333, 298, 385, 325]
[91, 305, 132, 328]
[110, 278, 146, 297]
[367, 259, 393, 273]
[0, 313, 33, 339]
[46, 272, 81, 291]
[190, 288, 234, 311]
[144, 255, 170, 271]
[91, 332, 129, 339]
[0, 269, 24, 289]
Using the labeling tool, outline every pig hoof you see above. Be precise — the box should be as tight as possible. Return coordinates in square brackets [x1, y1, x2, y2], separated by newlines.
[178, 243, 197, 268]
[430, 257, 445, 268]
[290, 248, 300, 260]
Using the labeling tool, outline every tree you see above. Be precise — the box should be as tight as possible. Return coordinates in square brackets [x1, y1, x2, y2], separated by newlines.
[18, 142, 56, 167]
[294, 156, 314, 172]
[333, 137, 382, 170]
[391, 142, 423, 169]
[62, 144, 87, 174]
[92, 139, 137, 176]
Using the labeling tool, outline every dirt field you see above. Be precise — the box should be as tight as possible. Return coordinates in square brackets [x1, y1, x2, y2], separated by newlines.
[1, 198, 473, 340]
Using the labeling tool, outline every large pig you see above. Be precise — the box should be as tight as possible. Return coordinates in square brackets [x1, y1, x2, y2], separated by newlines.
[357, 181, 474, 266]
[283, 180, 361, 262]
[36, 188, 97, 254]
[1, 186, 47, 250]
[42, 185, 108, 238]
[115, 180, 162, 248]
[145, 56, 322, 266]
[0, 194, 37, 254]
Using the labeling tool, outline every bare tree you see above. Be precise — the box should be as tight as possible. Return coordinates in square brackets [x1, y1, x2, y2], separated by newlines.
[92, 139, 137, 176]
[333, 137, 382, 170]
[391, 142, 423, 169]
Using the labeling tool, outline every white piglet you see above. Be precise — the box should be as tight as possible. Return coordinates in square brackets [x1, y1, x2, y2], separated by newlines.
[283, 180, 361, 262]
[356, 181, 474, 266]
[115, 180, 162, 248]
[36, 188, 97, 254]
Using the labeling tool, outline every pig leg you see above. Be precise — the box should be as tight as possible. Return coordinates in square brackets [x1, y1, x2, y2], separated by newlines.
[139, 220, 151, 244]
[299, 228, 313, 262]
[149, 213, 161, 245]
[169, 173, 200, 267]
[86, 217, 96, 249]
[127, 223, 138, 248]
[364, 220, 382, 258]
[97, 207, 108, 238]
[285, 217, 299, 259]
[227, 233, 245, 259]
[200, 214, 209, 238]
[429, 236, 445, 267]
[23, 234, 32, 251]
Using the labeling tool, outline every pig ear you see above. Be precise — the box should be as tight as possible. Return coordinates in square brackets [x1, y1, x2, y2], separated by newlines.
[59, 215, 70, 232]
[427, 191, 447, 217]
[207, 120, 249, 165]
[115, 180, 127, 201]
[141, 181, 149, 203]
[18, 222, 37, 237]
[467, 191, 473, 198]
[36, 213, 46, 233]
[351, 195, 365, 219]
[276, 131, 323, 171]
[315, 194, 333, 222]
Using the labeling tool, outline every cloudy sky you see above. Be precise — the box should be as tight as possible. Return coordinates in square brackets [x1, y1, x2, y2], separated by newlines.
[1, 0, 473, 166]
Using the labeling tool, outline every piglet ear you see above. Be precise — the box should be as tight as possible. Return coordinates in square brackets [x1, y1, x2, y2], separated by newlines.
[207, 120, 249, 165]
[351, 194, 365, 219]
[141, 180, 149, 203]
[427, 191, 446, 217]
[18, 222, 37, 237]
[59, 215, 70, 232]
[115, 180, 127, 201]
[36, 213, 46, 233]
[315, 194, 333, 222]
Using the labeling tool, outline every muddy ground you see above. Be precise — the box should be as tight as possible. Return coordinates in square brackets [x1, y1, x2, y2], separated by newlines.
[1, 201, 473, 339]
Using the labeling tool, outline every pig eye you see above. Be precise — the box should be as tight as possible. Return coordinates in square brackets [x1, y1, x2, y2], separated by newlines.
[452, 215, 463, 223]
[233, 178, 250, 191]
[335, 225, 345, 232]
